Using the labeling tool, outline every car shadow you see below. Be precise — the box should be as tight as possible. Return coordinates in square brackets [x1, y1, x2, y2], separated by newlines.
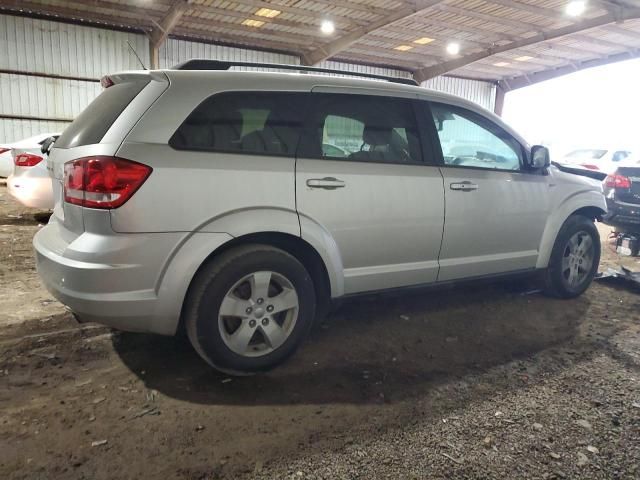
[0, 211, 51, 225]
[112, 280, 596, 406]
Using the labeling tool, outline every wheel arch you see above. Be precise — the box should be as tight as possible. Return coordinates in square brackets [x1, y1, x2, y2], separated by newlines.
[536, 190, 607, 269]
[176, 231, 334, 334]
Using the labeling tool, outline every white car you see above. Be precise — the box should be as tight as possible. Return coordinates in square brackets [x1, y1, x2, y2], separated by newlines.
[0, 133, 60, 178]
[7, 136, 59, 209]
[559, 148, 634, 174]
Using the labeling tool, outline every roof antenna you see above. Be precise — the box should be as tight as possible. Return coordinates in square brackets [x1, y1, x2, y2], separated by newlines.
[127, 40, 148, 70]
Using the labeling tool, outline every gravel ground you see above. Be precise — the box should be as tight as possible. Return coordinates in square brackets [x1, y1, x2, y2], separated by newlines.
[0, 181, 639, 480]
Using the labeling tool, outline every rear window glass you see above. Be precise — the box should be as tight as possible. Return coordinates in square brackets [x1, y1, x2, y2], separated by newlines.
[300, 93, 422, 164]
[55, 80, 149, 149]
[565, 149, 607, 161]
[170, 92, 307, 156]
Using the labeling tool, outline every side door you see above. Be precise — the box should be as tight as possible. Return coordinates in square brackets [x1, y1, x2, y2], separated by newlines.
[296, 90, 445, 295]
[424, 101, 551, 282]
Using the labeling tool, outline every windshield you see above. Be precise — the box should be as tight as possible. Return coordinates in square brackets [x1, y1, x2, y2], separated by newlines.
[564, 149, 607, 162]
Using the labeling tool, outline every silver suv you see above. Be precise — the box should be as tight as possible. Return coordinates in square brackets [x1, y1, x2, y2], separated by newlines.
[34, 61, 607, 374]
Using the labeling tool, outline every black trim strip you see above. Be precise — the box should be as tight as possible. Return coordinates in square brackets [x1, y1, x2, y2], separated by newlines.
[172, 59, 419, 86]
[0, 114, 73, 123]
[0, 69, 100, 83]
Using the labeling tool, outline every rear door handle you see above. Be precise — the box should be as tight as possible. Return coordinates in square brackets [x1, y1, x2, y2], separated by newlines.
[450, 181, 478, 192]
[306, 177, 346, 190]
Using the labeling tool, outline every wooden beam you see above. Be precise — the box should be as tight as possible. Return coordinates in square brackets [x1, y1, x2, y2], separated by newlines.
[485, 0, 563, 19]
[213, 0, 372, 27]
[301, 0, 445, 65]
[603, 23, 640, 40]
[502, 48, 640, 90]
[0, 0, 157, 30]
[170, 28, 305, 57]
[494, 83, 506, 116]
[186, 3, 342, 36]
[413, 8, 640, 82]
[433, 4, 548, 33]
[174, 17, 317, 46]
[149, 0, 190, 68]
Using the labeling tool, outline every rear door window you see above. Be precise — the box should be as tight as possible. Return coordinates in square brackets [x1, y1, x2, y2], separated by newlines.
[170, 92, 307, 157]
[299, 93, 422, 164]
[55, 80, 149, 149]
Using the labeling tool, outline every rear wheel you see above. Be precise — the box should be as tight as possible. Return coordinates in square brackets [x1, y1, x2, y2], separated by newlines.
[543, 215, 600, 298]
[184, 245, 316, 375]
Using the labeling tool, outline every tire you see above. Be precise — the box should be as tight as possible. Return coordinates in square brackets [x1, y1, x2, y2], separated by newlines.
[184, 244, 316, 375]
[543, 215, 600, 298]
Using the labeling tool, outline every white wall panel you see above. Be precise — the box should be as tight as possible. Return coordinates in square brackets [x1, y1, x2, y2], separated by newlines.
[0, 119, 70, 144]
[421, 76, 496, 111]
[160, 38, 299, 71]
[0, 73, 101, 120]
[0, 14, 497, 142]
[0, 14, 149, 77]
[317, 60, 412, 79]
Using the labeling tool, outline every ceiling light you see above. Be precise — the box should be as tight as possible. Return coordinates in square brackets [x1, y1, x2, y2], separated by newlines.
[242, 19, 265, 27]
[320, 20, 335, 35]
[515, 55, 533, 61]
[394, 45, 413, 51]
[413, 37, 435, 45]
[493, 61, 510, 67]
[446, 42, 460, 55]
[566, 1, 586, 17]
[254, 8, 281, 18]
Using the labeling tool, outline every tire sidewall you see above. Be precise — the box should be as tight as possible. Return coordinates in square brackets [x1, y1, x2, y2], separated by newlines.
[191, 249, 316, 373]
[548, 216, 600, 298]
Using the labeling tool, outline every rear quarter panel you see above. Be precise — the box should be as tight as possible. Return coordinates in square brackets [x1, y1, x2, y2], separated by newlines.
[111, 73, 310, 236]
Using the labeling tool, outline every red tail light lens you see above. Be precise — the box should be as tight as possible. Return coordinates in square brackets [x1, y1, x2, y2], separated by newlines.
[15, 153, 44, 167]
[605, 174, 632, 189]
[100, 76, 114, 88]
[581, 164, 599, 171]
[64, 156, 152, 209]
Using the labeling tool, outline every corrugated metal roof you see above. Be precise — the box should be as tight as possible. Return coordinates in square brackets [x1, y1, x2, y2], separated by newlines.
[1, 0, 639, 84]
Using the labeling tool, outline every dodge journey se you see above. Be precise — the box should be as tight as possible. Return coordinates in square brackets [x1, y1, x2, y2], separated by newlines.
[34, 61, 607, 374]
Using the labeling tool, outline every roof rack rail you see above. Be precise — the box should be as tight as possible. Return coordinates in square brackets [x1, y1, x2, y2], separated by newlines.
[171, 59, 419, 86]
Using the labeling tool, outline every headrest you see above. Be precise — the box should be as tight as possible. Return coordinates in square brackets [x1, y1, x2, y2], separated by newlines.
[212, 110, 243, 126]
[363, 125, 392, 146]
[185, 109, 210, 125]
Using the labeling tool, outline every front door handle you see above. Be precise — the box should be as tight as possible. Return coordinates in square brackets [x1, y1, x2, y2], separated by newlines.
[306, 177, 346, 190]
[450, 181, 478, 192]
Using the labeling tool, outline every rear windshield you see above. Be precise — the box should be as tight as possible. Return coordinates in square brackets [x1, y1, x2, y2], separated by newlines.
[565, 149, 607, 161]
[55, 80, 149, 149]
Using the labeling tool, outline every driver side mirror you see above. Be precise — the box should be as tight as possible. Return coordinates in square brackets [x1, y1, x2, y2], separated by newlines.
[40, 136, 57, 155]
[530, 145, 550, 169]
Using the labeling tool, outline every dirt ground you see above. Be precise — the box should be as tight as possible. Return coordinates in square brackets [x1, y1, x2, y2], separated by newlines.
[1, 181, 639, 480]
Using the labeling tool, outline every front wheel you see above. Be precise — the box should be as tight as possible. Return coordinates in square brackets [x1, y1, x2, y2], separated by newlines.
[543, 215, 600, 298]
[184, 245, 316, 375]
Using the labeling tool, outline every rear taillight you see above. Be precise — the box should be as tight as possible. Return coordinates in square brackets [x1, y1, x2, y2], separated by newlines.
[64, 156, 152, 209]
[15, 153, 44, 167]
[100, 76, 114, 88]
[605, 174, 632, 189]
[581, 164, 599, 171]
[0, 148, 10, 155]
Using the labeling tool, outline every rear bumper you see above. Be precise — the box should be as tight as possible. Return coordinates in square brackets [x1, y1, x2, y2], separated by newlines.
[602, 199, 640, 232]
[7, 173, 54, 209]
[33, 219, 185, 335]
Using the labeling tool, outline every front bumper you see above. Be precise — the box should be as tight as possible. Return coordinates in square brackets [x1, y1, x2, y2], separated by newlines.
[33, 219, 184, 335]
[602, 199, 640, 232]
